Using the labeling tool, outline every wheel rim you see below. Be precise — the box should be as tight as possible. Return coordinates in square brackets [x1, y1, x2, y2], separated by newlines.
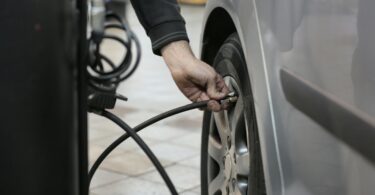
[208, 76, 250, 195]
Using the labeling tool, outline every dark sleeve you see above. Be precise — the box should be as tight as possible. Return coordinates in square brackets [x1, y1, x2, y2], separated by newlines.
[130, 0, 189, 55]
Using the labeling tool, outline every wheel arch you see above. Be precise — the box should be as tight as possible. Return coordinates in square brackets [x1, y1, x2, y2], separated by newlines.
[200, 7, 236, 65]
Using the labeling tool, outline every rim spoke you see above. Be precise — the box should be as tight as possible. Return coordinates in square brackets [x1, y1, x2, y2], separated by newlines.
[230, 95, 244, 132]
[209, 171, 226, 194]
[224, 76, 233, 90]
[213, 111, 230, 146]
[236, 152, 250, 176]
[208, 136, 225, 163]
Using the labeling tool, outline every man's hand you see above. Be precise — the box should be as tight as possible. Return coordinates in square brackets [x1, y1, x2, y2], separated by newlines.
[161, 41, 229, 112]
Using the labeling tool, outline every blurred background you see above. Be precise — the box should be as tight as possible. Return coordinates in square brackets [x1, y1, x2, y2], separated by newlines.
[89, 1, 206, 195]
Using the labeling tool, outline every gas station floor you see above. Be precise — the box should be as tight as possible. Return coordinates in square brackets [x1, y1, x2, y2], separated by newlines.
[89, 5, 205, 195]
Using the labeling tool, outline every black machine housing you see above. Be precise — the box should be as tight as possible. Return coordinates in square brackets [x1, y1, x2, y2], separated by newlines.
[0, 0, 88, 194]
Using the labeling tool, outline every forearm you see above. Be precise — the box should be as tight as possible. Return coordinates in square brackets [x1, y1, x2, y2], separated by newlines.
[129, 0, 189, 55]
[161, 40, 197, 72]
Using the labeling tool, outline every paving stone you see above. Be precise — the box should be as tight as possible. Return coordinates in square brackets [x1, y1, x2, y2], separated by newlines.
[90, 169, 127, 188]
[93, 135, 158, 152]
[141, 164, 200, 190]
[134, 142, 198, 163]
[180, 191, 200, 195]
[101, 151, 173, 176]
[92, 178, 181, 195]
[89, 114, 121, 133]
[137, 125, 190, 142]
[192, 186, 201, 193]
[89, 144, 125, 166]
[171, 132, 202, 149]
[179, 155, 201, 169]
[89, 127, 119, 142]
[161, 111, 203, 131]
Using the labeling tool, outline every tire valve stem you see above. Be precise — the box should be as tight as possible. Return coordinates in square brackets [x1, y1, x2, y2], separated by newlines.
[221, 91, 238, 105]
[228, 96, 238, 103]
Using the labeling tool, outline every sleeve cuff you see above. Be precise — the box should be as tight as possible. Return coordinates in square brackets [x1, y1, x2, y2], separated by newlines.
[148, 21, 189, 55]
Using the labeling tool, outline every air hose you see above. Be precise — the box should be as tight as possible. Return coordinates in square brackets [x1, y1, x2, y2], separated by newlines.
[90, 100, 208, 194]
[88, 95, 237, 194]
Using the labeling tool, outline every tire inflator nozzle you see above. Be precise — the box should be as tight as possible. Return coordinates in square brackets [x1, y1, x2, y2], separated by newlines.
[220, 91, 238, 105]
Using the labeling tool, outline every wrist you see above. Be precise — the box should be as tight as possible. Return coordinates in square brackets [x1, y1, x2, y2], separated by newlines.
[161, 40, 197, 71]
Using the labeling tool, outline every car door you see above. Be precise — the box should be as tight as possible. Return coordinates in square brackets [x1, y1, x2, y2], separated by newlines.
[255, 0, 375, 194]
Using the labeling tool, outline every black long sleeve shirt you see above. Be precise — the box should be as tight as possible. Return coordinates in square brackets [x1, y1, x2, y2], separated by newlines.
[130, 0, 189, 55]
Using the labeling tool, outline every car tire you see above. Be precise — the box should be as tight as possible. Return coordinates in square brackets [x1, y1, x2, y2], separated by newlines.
[201, 33, 266, 195]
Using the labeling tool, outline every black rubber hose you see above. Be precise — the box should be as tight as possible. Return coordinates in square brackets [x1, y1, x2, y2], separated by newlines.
[88, 35, 132, 80]
[103, 24, 141, 82]
[88, 101, 209, 189]
[88, 12, 141, 92]
[118, 33, 141, 82]
[98, 54, 116, 69]
[99, 110, 179, 195]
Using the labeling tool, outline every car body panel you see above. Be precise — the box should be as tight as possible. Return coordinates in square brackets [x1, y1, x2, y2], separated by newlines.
[201, 0, 375, 194]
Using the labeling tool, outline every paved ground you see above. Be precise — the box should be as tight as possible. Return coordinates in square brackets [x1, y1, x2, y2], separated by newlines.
[89, 4, 206, 195]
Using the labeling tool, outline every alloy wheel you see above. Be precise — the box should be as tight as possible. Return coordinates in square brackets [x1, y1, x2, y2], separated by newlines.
[208, 76, 250, 195]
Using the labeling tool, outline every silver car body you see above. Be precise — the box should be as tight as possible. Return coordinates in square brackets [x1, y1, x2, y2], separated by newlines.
[200, 0, 375, 194]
